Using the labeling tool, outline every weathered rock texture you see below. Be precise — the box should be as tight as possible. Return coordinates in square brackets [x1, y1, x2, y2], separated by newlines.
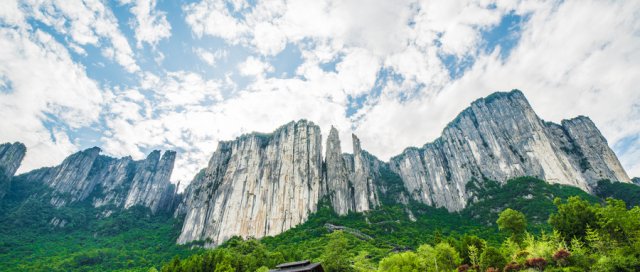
[176, 121, 324, 246]
[323, 127, 382, 215]
[19, 147, 177, 214]
[389, 90, 630, 211]
[175, 120, 401, 246]
[0, 142, 27, 198]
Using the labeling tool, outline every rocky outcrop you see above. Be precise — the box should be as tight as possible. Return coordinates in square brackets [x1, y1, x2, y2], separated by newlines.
[0, 142, 26, 178]
[19, 147, 177, 214]
[347, 135, 382, 211]
[633, 177, 640, 186]
[0, 142, 27, 198]
[176, 120, 324, 246]
[323, 127, 354, 215]
[389, 90, 630, 211]
[324, 128, 381, 215]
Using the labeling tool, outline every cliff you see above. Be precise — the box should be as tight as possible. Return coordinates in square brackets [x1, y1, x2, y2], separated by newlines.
[176, 120, 324, 246]
[19, 147, 177, 214]
[389, 90, 630, 211]
[0, 142, 27, 198]
[323, 127, 382, 215]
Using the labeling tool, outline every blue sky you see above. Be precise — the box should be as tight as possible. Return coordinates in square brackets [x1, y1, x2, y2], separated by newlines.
[1, 0, 639, 185]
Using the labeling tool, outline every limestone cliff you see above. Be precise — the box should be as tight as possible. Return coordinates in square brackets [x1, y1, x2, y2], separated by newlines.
[0, 142, 26, 198]
[176, 120, 324, 246]
[389, 90, 630, 211]
[323, 128, 382, 215]
[19, 147, 177, 214]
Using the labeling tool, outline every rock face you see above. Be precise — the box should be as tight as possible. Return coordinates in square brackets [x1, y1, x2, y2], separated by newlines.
[175, 121, 397, 246]
[176, 120, 324, 246]
[0, 142, 27, 198]
[389, 90, 630, 211]
[633, 177, 640, 186]
[323, 128, 381, 215]
[19, 147, 177, 214]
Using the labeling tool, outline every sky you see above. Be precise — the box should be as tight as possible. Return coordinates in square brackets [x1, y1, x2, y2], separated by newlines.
[0, 0, 639, 188]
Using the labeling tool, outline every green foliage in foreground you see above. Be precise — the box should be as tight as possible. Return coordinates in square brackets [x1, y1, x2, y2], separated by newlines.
[0, 177, 197, 271]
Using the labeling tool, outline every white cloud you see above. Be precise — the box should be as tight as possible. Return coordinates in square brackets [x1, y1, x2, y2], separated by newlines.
[194, 47, 228, 66]
[183, 0, 249, 41]
[0, 0, 27, 28]
[101, 70, 227, 183]
[0, 27, 104, 173]
[120, 0, 172, 47]
[238, 56, 274, 77]
[26, 0, 140, 72]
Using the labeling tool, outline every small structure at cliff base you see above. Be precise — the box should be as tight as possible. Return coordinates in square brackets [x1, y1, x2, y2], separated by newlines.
[269, 260, 324, 272]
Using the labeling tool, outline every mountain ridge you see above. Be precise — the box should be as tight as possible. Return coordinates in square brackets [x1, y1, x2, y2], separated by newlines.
[0, 89, 632, 249]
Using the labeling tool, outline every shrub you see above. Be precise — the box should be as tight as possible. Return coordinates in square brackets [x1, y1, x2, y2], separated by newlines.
[552, 249, 570, 267]
[525, 257, 547, 271]
[457, 264, 470, 272]
[503, 261, 522, 271]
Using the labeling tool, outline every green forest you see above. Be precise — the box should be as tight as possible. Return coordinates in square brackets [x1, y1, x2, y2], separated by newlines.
[1, 177, 639, 271]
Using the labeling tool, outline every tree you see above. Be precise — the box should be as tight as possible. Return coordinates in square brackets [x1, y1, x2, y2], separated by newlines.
[321, 231, 353, 272]
[459, 235, 485, 264]
[214, 261, 234, 272]
[548, 197, 597, 241]
[467, 245, 480, 268]
[434, 242, 461, 271]
[497, 209, 527, 243]
[378, 252, 422, 272]
[416, 244, 436, 271]
[479, 247, 506, 271]
[352, 251, 376, 272]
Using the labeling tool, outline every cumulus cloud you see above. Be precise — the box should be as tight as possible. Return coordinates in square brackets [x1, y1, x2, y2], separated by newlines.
[238, 56, 274, 77]
[194, 47, 228, 66]
[0, 27, 104, 173]
[26, 0, 140, 72]
[120, 0, 172, 47]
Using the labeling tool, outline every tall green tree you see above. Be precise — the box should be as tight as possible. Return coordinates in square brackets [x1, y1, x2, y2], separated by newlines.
[548, 196, 597, 241]
[352, 251, 376, 272]
[458, 235, 486, 264]
[433, 242, 461, 271]
[321, 231, 354, 272]
[497, 208, 527, 243]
